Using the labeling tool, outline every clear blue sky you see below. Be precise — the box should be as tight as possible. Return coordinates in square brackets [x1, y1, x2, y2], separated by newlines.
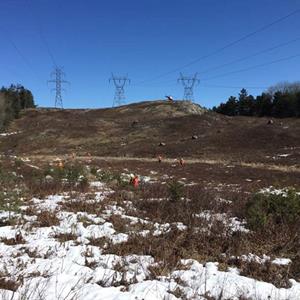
[0, 0, 299, 108]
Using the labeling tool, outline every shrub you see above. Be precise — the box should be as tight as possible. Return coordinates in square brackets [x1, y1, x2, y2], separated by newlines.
[0, 190, 22, 213]
[95, 170, 130, 187]
[246, 188, 300, 230]
[167, 180, 184, 202]
[90, 166, 98, 176]
[64, 164, 85, 184]
[44, 163, 88, 185]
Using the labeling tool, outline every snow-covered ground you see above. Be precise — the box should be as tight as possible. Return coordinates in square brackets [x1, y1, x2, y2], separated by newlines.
[0, 181, 299, 300]
[0, 131, 20, 137]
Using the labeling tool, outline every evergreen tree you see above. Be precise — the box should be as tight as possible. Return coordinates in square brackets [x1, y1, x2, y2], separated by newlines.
[0, 84, 35, 130]
[255, 93, 273, 117]
[237, 89, 255, 116]
[214, 96, 238, 116]
[213, 83, 300, 118]
[272, 92, 296, 118]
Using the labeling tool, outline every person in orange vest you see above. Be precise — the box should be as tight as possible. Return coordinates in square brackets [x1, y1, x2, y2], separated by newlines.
[58, 160, 64, 169]
[132, 175, 139, 188]
[179, 157, 185, 167]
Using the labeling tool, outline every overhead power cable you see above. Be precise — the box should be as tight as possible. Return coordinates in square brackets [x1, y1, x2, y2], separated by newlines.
[134, 36, 300, 88]
[136, 8, 300, 85]
[0, 24, 40, 81]
[26, 0, 57, 67]
[201, 84, 269, 89]
[202, 53, 300, 81]
[200, 36, 300, 75]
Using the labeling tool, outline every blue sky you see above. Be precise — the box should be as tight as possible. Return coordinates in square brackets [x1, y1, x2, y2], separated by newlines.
[0, 0, 299, 108]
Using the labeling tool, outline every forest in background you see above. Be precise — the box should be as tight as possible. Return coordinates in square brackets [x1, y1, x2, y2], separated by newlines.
[0, 84, 35, 131]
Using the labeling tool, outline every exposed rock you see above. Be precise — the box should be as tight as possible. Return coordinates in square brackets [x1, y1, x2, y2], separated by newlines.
[45, 175, 54, 183]
[176, 100, 206, 115]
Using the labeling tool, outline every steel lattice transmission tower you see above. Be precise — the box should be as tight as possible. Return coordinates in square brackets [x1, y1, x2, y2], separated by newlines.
[48, 67, 69, 108]
[109, 73, 130, 107]
[178, 72, 200, 101]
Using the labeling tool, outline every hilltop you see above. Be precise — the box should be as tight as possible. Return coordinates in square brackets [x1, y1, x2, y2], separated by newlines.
[0, 99, 299, 166]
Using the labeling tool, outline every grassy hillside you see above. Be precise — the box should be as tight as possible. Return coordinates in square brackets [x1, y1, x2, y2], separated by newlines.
[0, 100, 299, 166]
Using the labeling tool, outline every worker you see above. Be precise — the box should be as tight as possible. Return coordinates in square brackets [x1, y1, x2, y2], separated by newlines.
[132, 175, 139, 188]
[179, 158, 185, 167]
[165, 95, 174, 102]
[58, 160, 64, 169]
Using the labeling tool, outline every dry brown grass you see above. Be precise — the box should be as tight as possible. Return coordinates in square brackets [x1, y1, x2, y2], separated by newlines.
[1, 153, 299, 290]
[88, 237, 108, 248]
[0, 234, 26, 245]
[35, 210, 60, 227]
[54, 232, 78, 243]
[227, 257, 292, 288]
[0, 277, 20, 292]
[60, 196, 105, 215]
[2, 102, 300, 168]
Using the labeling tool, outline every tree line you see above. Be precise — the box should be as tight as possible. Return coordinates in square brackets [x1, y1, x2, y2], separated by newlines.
[213, 82, 300, 118]
[0, 84, 35, 130]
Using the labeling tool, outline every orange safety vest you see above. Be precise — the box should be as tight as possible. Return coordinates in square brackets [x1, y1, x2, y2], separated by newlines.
[133, 176, 139, 188]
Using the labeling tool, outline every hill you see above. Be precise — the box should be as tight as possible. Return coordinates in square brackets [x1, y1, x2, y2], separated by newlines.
[0, 99, 299, 166]
[0, 100, 300, 299]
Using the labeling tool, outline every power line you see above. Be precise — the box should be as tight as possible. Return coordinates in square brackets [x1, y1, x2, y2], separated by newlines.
[26, 0, 57, 67]
[48, 67, 69, 108]
[202, 53, 300, 81]
[201, 84, 269, 89]
[136, 8, 300, 85]
[109, 74, 130, 107]
[134, 37, 300, 90]
[0, 24, 41, 81]
[201, 36, 300, 75]
[133, 80, 269, 90]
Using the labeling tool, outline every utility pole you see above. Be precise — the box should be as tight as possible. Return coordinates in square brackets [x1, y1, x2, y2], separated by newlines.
[178, 72, 200, 101]
[109, 73, 130, 107]
[48, 67, 69, 108]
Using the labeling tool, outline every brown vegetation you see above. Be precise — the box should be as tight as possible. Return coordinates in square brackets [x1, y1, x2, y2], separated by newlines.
[1, 101, 299, 167]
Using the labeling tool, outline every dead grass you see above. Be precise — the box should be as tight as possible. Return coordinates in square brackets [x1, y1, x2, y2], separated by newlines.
[88, 237, 108, 248]
[35, 210, 60, 227]
[1, 155, 299, 289]
[127, 183, 230, 225]
[0, 277, 20, 292]
[2, 102, 300, 168]
[103, 224, 299, 287]
[54, 232, 78, 243]
[228, 257, 292, 288]
[0, 234, 26, 245]
[59, 196, 106, 215]
[107, 215, 131, 233]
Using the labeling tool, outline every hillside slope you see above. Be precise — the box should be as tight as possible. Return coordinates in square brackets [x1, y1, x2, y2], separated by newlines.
[1, 100, 299, 165]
